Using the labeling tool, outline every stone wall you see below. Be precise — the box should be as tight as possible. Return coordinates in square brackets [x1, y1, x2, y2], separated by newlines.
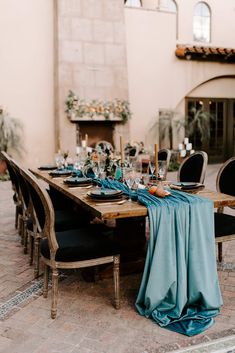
[56, 0, 129, 153]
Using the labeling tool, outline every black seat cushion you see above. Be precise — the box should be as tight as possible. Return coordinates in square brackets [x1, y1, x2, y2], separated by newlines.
[27, 209, 89, 232]
[214, 212, 235, 237]
[40, 226, 120, 262]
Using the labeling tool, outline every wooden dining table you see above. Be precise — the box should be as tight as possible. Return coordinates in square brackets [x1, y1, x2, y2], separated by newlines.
[31, 169, 235, 275]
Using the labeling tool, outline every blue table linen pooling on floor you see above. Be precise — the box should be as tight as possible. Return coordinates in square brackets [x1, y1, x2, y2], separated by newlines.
[98, 179, 223, 336]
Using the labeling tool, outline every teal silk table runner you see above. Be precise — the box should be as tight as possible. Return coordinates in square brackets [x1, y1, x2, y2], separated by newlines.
[99, 179, 222, 336]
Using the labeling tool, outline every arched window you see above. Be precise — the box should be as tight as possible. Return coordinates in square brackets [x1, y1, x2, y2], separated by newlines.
[124, 0, 142, 7]
[164, 0, 177, 13]
[193, 2, 211, 43]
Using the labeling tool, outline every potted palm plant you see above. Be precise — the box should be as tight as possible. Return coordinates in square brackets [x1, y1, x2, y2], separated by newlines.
[0, 107, 23, 174]
[186, 107, 213, 145]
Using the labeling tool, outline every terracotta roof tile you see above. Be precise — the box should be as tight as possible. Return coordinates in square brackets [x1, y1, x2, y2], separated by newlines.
[175, 45, 235, 63]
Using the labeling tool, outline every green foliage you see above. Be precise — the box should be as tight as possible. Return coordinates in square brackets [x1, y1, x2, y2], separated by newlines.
[0, 107, 23, 156]
[168, 160, 180, 172]
[186, 107, 213, 143]
[65, 90, 131, 124]
[0, 171, 10, 181]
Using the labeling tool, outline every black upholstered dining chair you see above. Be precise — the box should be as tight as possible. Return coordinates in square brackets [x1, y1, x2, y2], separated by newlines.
[214, 156, 235, 262]
[9, 156, 97, 278]
[177, 151, 208, 184]
[18, 165, 120, 319]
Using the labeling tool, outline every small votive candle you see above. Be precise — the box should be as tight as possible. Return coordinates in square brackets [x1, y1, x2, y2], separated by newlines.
[186, 143, 192, 151]
[184, 137, 189, 145]
[180, 150, 186, 157]
[178, 143, 183, 151]
[190, 149, 195, 155]
[81, 140, 86, 148]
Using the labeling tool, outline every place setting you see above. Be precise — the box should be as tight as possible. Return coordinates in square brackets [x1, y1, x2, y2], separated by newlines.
[169, 181, 205, 193]
[63, 176, 93, 188]
[86, 188, 126, 205]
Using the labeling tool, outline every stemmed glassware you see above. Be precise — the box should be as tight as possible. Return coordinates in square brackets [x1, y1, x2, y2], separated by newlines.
[123, 167, 135, 201]
[55, 152, 65, 170]
[157, 160, 167, 188]
[148, 157, 155, 182]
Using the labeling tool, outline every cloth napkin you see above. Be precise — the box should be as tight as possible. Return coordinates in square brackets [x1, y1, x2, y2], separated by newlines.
[99, 179, 222, 336]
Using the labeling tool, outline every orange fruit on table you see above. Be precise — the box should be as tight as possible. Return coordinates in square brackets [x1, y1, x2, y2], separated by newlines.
[149, 185, 158, 195]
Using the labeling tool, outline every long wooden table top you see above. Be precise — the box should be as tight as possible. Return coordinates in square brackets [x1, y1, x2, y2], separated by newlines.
[31, 169, 235, 220]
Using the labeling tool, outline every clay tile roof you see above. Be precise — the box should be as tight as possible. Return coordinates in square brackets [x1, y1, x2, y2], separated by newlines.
[175, 44, 235, 63]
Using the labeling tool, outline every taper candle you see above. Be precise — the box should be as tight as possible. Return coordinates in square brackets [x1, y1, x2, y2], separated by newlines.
[120, 136, 124, 163]
[155, 143, 158, 177]
[85, 133, 88, 147]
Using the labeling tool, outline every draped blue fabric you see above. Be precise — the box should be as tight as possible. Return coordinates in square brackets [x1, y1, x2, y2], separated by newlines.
[99, 179, 222, 336]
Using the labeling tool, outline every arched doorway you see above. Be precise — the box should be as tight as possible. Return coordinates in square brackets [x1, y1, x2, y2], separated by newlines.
[185, 77, 235, 163]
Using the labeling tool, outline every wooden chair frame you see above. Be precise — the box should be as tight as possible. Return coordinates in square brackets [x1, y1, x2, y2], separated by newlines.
[12, 161, 120, 319]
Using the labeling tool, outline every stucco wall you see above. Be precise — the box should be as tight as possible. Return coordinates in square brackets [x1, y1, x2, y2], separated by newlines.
[124, 1, 235, 146]
[0, 0, 54, 167]
[57, 0, 129, 153]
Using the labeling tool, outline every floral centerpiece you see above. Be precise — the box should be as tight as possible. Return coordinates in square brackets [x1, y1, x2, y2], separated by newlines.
[84, 149, 122, 177]
[65, 90, 131, 124]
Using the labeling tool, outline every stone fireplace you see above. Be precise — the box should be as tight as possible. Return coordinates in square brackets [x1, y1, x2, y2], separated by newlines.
[55, 0, 129, 153]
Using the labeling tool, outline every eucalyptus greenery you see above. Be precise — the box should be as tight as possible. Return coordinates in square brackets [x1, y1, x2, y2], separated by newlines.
[0, 107, 23, 157]
[65, 90, 131, 124]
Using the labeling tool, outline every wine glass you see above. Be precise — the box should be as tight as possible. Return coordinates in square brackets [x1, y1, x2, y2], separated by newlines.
[157, 160, 167, 188]
[123, 167, 135, 201]
[148, 157, 155, 183]
[55, 152, 65, 170]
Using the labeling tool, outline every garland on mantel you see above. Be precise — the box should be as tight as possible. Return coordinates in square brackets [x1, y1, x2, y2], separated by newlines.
[65, 90, 131, 124]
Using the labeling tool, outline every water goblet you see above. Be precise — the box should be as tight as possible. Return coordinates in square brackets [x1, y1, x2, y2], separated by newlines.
[157, 160, 167, 189]
[148, 158, 155, 183]
[55, 153, 65, 170]
[123, 167, 135, 201]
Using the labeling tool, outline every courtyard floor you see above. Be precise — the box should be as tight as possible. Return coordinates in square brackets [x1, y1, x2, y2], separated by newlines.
[0, 165, 234, 353]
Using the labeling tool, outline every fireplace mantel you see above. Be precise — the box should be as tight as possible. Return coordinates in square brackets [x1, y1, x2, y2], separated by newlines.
[69, 116, 123, 123]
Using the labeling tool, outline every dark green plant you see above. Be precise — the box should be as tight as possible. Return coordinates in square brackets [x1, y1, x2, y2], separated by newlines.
[186, 107, 213, 144]
[0, 108, 23, 156]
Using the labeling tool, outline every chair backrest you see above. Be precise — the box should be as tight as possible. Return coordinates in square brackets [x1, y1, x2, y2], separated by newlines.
[10, 158, 58, 256]
[177, 151, 208, 184]
[158, 148, 171, 167]
[216, 156, 235, 196]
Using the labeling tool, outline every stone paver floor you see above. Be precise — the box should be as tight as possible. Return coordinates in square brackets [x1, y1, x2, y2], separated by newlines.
[0, 165, 234, 353]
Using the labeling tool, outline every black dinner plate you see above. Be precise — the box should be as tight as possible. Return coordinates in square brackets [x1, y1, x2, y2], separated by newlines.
[49, 169, 72, 177]
[88, 189, 123, 200]
[63, 176, 92, 186]
[171, 182, 204, 190]
[38, 164, 57, 170]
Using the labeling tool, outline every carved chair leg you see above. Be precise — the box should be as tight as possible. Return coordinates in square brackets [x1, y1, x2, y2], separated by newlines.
[34, 238, 40, 278]
[218, 242, 223, 262]
[29, 234, 34, 266]
[15, 205, 19, 229]
[51, 268, 59, 319]
[18, 215, 23, 242]
[23, 219, 28, 254]
[113, 255, 120, 310]
[43, 264, 49, 298]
